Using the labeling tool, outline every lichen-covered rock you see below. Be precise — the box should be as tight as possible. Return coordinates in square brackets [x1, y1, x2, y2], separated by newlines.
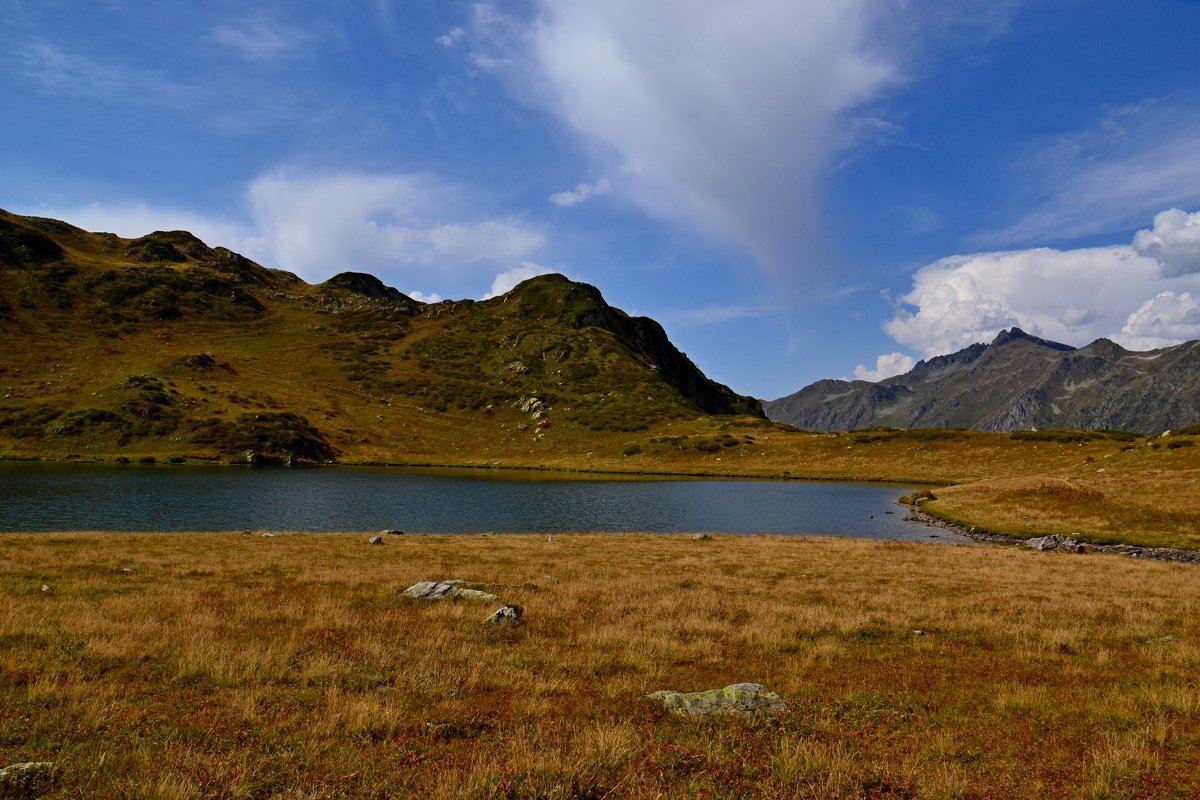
[402, 580, 499, 602]
[1025, 534, 1087, 552]
[0, 761, 59, 799]
[649, 683, 788, 716]
[486, 605, 524, 624]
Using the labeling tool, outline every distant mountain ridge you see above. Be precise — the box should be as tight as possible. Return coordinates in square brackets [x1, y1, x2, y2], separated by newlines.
[764, 328, 1200, 434]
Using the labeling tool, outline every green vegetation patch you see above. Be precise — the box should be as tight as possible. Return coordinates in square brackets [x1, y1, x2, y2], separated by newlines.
[1010, 429, 1139, 443]
[0, 405, 65, 439]
[189, 412, 336, 462]
[86, 265, 265, 329]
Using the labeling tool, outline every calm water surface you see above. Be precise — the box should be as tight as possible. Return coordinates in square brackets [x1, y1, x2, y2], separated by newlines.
[0, 462, 964, 541]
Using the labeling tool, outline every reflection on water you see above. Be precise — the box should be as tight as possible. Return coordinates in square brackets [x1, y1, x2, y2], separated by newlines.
[0, 462, 963, 541]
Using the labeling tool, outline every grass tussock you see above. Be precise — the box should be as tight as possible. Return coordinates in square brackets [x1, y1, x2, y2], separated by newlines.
[1, 532, 1198, 797]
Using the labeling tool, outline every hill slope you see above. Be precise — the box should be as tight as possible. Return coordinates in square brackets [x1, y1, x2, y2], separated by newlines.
[765, 328, 1200, 433]
[0, 209, 760, 464]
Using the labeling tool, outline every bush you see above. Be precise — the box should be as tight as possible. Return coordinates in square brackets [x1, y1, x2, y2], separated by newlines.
[189, 412, 336, 462]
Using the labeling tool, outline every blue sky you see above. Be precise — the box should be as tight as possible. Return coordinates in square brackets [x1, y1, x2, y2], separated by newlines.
[4, 1, 1200, 400]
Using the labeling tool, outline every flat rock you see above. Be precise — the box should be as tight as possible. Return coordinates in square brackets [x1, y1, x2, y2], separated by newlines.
[402, 580, 499, 603]
[649, 683, 788, 716]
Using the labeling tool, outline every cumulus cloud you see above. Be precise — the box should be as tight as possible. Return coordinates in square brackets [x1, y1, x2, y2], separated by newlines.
[482, 262, 557, 299]
[30, 168, 547, 290]
[886, 213, 1200, 357]
[1132, 208, 1200, 277]
[549, 178, 610, 208]
[408, 290, 444, 304]
[854, 353, 915, 382]
[1119, 291, 1200, 351]
[525, 0, 896, 276]
[244, 169, 544, 278]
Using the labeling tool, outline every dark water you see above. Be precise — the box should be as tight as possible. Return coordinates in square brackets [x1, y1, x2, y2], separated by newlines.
[0, 462, 963, 541]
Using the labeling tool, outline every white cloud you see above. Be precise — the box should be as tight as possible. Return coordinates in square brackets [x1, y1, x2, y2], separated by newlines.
[438, 26, 466, 47]
[1132, 208, 1200, 278]
[467, 52, 511, 72]
[525, 0, 897, 276]
[1119, 291, 1200, 351]
[210, 13, 312, 61]
[27, 168, 547, 288]
[549, 177, 610, 208]
[482, 262, 557, 299]
[24, 202, 265, 258]
[659, 303, 769, 326]
[886, 214, 1200, 358]
[408, 290, 444, 304]
[854, 353, 915, 382]
[245, 169, 545, 278]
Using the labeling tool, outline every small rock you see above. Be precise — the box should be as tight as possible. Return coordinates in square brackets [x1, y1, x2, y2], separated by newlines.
[650, 683, 787, 716]
[912, 629, 924, 636]
[692, 533, 712, 541]
[40, 584, 51, 593]
[486, 605, 524, 624]
[368, 535, 384, 545]
[546, 536, 557, 543]
[402, 580, 499, 603]
[261, 532, 278, 538]
[0, 761, 59, 797]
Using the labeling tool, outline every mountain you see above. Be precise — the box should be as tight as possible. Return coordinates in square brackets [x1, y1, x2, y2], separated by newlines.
[764, 328, 1200, 434]
[0, 209, 760, 463]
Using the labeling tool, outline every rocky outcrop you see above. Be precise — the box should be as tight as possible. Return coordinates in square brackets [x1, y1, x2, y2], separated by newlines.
[766, 328, 1200, 433]
[649, 683, 788, 716]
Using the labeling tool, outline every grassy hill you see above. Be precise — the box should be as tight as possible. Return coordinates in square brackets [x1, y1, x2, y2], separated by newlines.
[0, 209, 761, 467]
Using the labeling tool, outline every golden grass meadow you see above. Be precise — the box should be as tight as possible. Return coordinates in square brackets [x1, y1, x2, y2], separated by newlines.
[2, 531, 1198, 799]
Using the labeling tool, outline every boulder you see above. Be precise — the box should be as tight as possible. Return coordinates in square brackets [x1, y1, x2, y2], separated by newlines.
[0, 761, 59, 798]
[692, 533, 712, 541]
[649, 683, 788, 716]
[486, 605, 524, 624]
[402, 580, 499, 603]
[1025, 534, 1086, 552]
[368, 535, 384, 545]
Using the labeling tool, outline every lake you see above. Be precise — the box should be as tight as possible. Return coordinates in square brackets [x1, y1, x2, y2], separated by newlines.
[0, 462, 965, 541]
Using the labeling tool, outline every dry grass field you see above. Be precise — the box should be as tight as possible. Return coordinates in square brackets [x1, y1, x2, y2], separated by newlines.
[2, 532, 1198, 798]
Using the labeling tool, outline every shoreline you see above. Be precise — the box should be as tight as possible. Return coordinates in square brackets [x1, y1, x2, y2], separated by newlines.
[902, 502, 1200, 565]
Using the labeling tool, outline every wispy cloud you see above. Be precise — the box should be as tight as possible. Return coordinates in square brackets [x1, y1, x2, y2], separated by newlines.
[210, 12, 313, 62]
[11, 39, 192, 105]
[549, 177, 610, 208]
[977, 101, 1200, 246]
[659, 303, 771, 327]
